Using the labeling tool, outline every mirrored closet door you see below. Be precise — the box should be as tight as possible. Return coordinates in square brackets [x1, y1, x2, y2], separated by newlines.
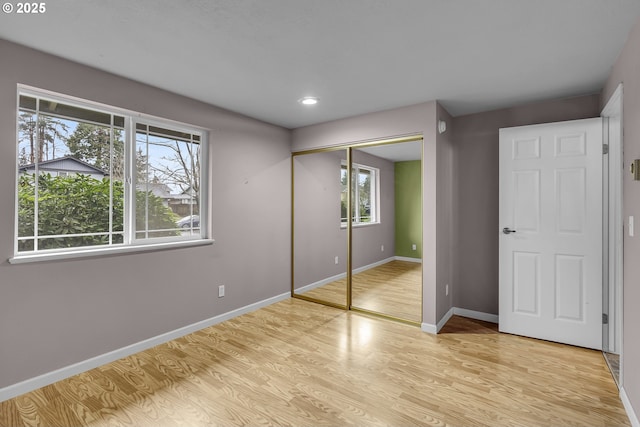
[350, 141, 423, 323]
[292, 148, 348, 308]
[292, 137, 423, 325]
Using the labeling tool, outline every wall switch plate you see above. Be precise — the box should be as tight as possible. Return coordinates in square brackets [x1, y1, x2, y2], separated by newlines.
[381, 245, 384, 252]
[218, 285, 225, 298]
[335, 256, 339, 265]
[412, 244, 417, 251]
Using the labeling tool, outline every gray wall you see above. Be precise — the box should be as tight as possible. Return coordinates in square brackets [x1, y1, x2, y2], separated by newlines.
[0, 40, 291, 389]
[451, 94, 601, 315]
[292, 101, 454, 326]
[436, 104, 455, 320]
[602, 15, 640, 418]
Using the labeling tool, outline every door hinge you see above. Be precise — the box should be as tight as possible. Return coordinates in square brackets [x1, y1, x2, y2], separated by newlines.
[603, 144, 609, 154]
[603, 313, 609, 324]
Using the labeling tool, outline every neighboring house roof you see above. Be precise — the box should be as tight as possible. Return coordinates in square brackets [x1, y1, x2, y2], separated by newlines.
[170, 193, 192, 200]
[19, 155, 109, 176]
[136, 183, 195, 205]
[137, 182, 172, 198]
[181, 186, 196, 195]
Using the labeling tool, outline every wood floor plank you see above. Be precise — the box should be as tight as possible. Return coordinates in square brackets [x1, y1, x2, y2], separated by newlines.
[0, 299, 629, 427]
[0, 399, 25, 427]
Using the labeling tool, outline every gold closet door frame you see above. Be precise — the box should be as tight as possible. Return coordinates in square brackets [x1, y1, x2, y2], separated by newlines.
[291, 134, 424, 326]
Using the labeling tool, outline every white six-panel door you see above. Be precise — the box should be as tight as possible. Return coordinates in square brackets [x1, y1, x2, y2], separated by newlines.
[499, 118, 603, 350]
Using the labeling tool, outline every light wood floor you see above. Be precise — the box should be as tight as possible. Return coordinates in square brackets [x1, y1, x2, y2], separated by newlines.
[0, 299, 628, 427]
[297, 260, 422, 322]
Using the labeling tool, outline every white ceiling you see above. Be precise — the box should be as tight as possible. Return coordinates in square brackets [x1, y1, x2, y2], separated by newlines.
[1, 0, 639, 129]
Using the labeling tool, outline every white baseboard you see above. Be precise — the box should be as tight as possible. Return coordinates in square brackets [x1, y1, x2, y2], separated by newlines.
[421, 322, 437, 334]
[395, 256, 422, 263]
[354, 257, 396, 274]
[421, 307, 498, 336]
[453, 308, 499, 324]
[295, 272, 347, 294]
[621, 387, 640, 427]
[421, 307, 453, 335]
[0, 291, 290, 403]
[436, 307, 455, 332]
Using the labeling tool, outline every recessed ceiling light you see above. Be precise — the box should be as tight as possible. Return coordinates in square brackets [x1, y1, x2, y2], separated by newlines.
[298, 96, 319, 106]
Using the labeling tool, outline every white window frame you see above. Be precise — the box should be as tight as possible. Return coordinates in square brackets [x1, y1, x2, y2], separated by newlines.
[341, 161, 380, 227]
[11, 85, 211, 264]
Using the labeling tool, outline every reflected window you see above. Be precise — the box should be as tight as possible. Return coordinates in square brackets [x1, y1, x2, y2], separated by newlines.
[341, 162, 379, 225]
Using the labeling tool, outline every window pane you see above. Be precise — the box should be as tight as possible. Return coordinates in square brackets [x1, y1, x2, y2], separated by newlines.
[17, 110, 45, 252]
[148, 125, 194, 142]
[36, 120, 118, 249]
[17, 110, 36, 168]
[114, 115, 125, 128]
[111, 128, 126, 235]
[19, 95, 37, 111]
[135, 126, 200, 239]
[17, 173, 35, 252]
[339, 164, 377, 226]
[340, 165, 348, 223]
[351, 167, 357, 221]
[17, 101, 124, 252]
[38, 235, 111, 250]
[358, 169, 372, 222]
[39, 100, 112, 126]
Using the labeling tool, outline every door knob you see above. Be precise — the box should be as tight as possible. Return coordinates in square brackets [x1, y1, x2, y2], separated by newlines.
[503, 227, 516, 234]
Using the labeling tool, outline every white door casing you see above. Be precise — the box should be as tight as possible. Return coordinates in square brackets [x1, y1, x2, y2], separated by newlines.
[602, 83, 624, 357]
[499, 118, 603, 350]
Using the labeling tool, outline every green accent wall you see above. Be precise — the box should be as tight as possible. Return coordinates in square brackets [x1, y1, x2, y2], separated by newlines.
[395, 160, 422, 258]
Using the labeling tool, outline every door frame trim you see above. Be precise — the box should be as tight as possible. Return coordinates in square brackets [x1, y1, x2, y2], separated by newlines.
[601, 83, 624, 385]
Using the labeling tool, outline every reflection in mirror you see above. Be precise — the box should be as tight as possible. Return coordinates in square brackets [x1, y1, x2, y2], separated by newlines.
[292, 149, 348, 307]
[351, 141, 422, 322]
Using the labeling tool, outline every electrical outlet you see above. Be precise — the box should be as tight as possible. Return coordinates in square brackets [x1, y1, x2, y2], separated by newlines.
[412, 244, 417, 251]
[446, 284, 449, 296]
[630, 216, 635, 237]
[335, 256, 339, 265]
[218, 285, 225, 298]
[381, 245, 384, 252]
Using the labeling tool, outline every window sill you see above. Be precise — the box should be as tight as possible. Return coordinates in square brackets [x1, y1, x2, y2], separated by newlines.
[8, 239, 214, 264]
[340, 222, 380, 229]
